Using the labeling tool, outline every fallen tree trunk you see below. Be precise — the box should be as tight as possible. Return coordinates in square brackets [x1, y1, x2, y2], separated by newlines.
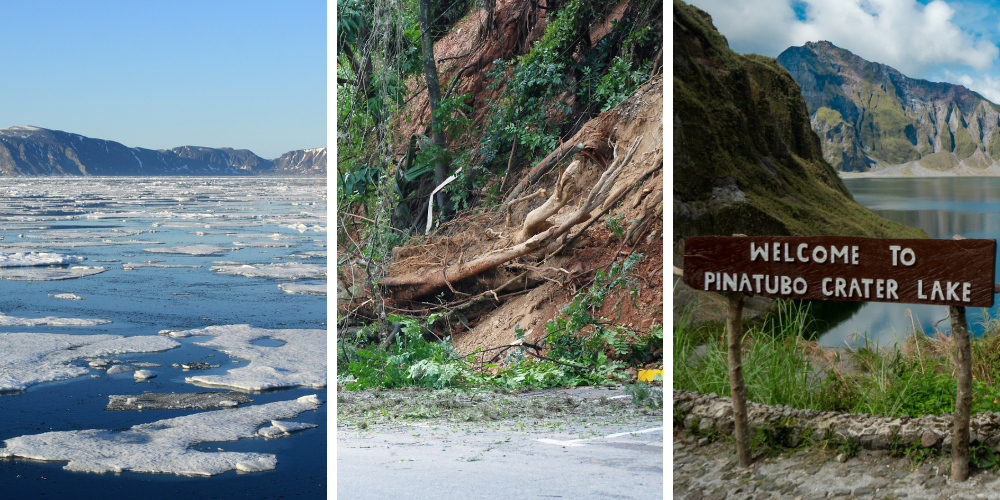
[383, 136, 642, 301]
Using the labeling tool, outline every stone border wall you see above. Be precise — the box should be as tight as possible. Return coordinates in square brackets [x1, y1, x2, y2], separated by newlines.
[674, 390, 1000, 453]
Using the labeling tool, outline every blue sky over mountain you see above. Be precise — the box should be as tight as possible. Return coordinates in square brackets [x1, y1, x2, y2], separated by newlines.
[0, 1, 325, 159]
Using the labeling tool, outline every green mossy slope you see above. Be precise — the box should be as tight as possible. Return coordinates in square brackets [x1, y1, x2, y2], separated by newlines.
[673, 0, 926, 243]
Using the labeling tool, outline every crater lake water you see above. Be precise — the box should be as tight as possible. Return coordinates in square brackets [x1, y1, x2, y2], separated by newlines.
[817, 177, 1000, 347]
[0, 177, 326, 498]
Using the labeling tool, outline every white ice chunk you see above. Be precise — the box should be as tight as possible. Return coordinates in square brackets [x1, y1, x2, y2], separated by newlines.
[287, 251, 326, 259]
[166, 325, 325, 391]
[0, 252, 85, 267]
[0, 333, 179, 391]
[0, 396, 322, 476]
[232, 241, 299, 248]
[270, 420, 318, 433]
[143, 245, 232, 256]
[285, 223, 326, 233]
[123, 263, 202, 270]
[49, 293, 84, 300]
[0, 266, 106, 281]
[133, 370, 156, 380]
[277, 281, 326, 296]
[211, 263, 325, 280]
[0, 312, 109, 326]
[107, 365, 136, 375]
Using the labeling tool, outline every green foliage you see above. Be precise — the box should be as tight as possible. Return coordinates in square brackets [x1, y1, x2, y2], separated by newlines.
[970, 440, 999, 470]
[542, 253, 650, 371]
[674, 300, 823, 409]
[891, 371, 956, 417]
[604, 212, 625, 238]
[338, 253, 661, 393]
[338, 314, 476, 390]
[624, 382, 663, 408]
[593, 56, 650, 112]
[479, 0, 661, 177]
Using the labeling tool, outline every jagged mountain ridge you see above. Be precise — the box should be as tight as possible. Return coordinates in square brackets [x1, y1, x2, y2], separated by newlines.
[777, 41, 1000, 174]
[672, 0, 925, 247]
[0, 126, 326, 176]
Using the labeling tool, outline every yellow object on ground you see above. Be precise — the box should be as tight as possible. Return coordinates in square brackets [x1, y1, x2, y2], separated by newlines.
[637, 369, 662, 382]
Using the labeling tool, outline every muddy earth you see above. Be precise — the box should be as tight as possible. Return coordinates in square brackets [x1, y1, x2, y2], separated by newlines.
[338, 386, 664, 499]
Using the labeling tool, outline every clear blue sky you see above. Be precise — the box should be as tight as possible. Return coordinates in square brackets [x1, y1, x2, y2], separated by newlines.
[689, 0, 1000, 105]
[0, 0, 325, 159]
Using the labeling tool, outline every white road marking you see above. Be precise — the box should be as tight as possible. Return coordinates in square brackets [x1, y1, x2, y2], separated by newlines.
[605, 427, 663, 439]
[536, 426, 663, 447]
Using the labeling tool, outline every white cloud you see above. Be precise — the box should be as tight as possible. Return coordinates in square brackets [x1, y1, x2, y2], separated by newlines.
[688, 0, 999, 77]
[942, 70, 1000, 103]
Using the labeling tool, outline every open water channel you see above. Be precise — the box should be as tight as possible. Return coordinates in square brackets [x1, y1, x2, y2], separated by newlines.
[817, 177, 1000, 347]
[0, 177, 327, 498]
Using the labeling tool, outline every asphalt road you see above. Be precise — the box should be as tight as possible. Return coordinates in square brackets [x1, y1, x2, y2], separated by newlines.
[337, 387, 664, 499]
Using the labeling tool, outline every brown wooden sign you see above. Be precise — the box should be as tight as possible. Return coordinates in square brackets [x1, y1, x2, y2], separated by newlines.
[683, 236, 997, 307]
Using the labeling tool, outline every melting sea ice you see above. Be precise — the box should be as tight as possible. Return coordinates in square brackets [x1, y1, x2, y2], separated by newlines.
[0, 177, 326, 498]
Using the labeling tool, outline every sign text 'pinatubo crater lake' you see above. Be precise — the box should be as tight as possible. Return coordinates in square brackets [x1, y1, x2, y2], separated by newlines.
[817, 178, 1000, 347]
[0, 177, 326, 498]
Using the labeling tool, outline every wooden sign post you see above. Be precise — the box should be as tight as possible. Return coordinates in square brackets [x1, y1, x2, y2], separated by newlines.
[683, 235, 996, 475]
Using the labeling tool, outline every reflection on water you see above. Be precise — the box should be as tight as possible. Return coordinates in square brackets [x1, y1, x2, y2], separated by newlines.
[817, 177, 1000, 346]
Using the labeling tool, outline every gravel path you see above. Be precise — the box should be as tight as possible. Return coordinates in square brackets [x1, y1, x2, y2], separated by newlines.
[674, 428, 1000, 499]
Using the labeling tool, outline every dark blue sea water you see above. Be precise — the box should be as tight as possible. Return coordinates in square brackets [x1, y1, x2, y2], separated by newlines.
[0, 177, 326, 499]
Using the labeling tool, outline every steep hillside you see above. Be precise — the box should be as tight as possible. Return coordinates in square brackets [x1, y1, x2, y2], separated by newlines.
[673, 0, 925, 251]
[271, 148, 328, 176]
[778, 41, 1000, 175]
[0, 126, 326, 176]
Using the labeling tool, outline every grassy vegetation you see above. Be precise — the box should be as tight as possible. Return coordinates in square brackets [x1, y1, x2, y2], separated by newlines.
[675, 302, 1000, 418]
[918, 151, 958, 171]
[815, 107, 843, 128]
[954, 121, 979, 159]
[988, 126, 1000, 161]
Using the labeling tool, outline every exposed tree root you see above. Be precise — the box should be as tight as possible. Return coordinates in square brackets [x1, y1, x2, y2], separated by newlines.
[382, 136, 642, 301]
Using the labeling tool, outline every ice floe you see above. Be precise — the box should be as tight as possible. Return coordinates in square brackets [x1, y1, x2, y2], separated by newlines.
[232, 241, 299, 248]
[0, 312, 109, 326]
[0, 395, 323, 476]
[0, 333, 179, 391]
[180, 361, 219, 370]
[277, 281, 326, 296]
[123, 263, 202, 270]
[211, 263, 326, 280]
[0, 266, 106, 281]
[133, 370, 156, 380]
[162, 325, 325, 391]
[257, 420, 317, 439]
[143, 244, 233, 255]
[49, 293, 84, 300]
[107, 392, 254, 411]
[286, 223, 325, 233]
[0, 252, 85, 266]
[106, 365, 137, 375]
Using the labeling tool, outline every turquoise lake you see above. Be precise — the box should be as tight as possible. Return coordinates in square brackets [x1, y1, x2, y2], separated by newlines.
[818, 177, 1000, 347]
